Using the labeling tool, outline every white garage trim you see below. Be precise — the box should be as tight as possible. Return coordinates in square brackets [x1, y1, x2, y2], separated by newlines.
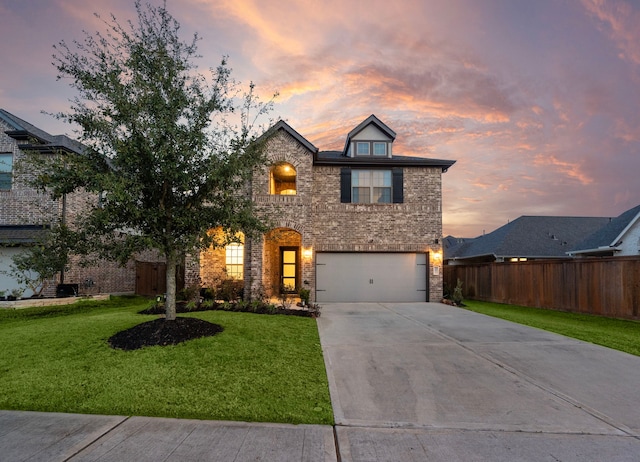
[315, 252, 427, 302]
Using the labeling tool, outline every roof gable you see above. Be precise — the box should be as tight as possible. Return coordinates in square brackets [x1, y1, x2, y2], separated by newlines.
[261, 119, 318, 154]
[570, 204, 640, 254]
[342, 114, 396, 156]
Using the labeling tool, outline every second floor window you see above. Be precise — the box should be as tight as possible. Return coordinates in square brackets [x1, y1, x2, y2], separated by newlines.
[352, 170, 392, 203]
[340, 167, 403, 204]
[0, 153, 13, 190]
[270, 162, 297, 195]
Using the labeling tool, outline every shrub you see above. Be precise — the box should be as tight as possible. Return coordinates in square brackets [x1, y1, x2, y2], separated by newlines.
[452, 278, 464, 305]
[217, 279, 244, 302]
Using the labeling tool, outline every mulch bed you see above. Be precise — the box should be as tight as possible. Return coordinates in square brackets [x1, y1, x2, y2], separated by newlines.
[139, 301, 318, 317]
[108, 317, 223, 351]
[109, 300, 318, 351]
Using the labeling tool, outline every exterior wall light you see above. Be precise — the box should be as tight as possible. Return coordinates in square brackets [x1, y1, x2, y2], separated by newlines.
[303, 248, 313, 259]
[432, 251, 442, 262]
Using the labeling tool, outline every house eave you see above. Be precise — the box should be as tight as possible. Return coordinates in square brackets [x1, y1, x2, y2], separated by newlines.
[314, 154, 456, 171]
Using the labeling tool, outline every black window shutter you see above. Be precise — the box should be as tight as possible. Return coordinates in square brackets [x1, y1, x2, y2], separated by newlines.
[340, 168, 351, 203]
[392, 168, 403, 203]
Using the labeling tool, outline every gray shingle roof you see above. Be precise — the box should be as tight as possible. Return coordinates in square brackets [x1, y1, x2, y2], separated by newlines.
[314, 150, 455, 170]
[570, 204, 640, 254]
[0, 109, 84, 155]
[446, 216, 612, 261]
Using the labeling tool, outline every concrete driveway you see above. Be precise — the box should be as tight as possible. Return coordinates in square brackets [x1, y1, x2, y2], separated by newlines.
[317, 302, 640, 461]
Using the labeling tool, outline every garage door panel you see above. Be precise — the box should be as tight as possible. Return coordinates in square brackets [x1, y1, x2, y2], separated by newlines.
[316, 253, 427, 302]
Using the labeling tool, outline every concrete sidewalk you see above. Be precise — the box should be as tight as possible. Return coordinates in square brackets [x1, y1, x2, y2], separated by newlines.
[0, 411, 336, 461]
[318, 302, 640, 461]
[3, 302, 640, 461]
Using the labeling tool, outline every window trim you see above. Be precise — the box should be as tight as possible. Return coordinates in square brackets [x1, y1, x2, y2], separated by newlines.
[351, 169, 392, 204]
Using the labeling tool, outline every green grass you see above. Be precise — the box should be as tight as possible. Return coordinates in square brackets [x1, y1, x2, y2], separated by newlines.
[0, 297, 333, 424]
[463, 300, 640, 356]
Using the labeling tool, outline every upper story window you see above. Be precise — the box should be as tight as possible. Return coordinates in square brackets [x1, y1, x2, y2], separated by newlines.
[373, 142, 387, 156]
[354, 141, 388, 157]
[0, 153, 13, 190]
[270, 162, 296, 195]
[352, 170, 392, 203]
[356, 142, 370, 155]
[340, 167, 403, 204]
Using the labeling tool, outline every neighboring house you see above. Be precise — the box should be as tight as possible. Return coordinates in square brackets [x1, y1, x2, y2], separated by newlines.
[445, 216, 611, 265]
[199, 115, 455, 302]
[0, 109, 134, 297]
[569, 204, 640, 257]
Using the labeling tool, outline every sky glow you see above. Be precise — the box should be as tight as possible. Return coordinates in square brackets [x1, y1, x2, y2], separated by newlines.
[1, 0, 639, 236]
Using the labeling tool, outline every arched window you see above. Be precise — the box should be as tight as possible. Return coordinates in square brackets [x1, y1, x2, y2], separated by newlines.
[270, 162, 296, 195]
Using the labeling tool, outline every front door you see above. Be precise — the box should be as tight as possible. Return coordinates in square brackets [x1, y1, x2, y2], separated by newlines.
[281, 247, 298, 293]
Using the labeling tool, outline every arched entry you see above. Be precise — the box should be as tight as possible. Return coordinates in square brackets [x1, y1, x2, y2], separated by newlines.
[263, 228, 301, 295]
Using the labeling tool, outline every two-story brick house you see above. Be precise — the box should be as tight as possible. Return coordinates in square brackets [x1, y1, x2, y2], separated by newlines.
[0, 109, 135, 297]
[199, 115, 455, 302]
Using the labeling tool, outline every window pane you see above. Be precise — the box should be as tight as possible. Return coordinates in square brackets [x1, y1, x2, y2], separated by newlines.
[373, 142, 386, 156]
[283, 250, 296, 264]
[0, 154, 12, 190]
[352, 187, 370, 203]
[373, 187, 392, 203]
[356, 142, 369, 155]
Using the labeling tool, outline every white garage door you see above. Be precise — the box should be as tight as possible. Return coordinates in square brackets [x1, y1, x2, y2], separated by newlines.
[316, 253, 427, 302]
[0, 247, 35, 297]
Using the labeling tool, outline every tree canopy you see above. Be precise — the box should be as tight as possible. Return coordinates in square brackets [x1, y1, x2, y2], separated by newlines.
[37, 1, 274, 319]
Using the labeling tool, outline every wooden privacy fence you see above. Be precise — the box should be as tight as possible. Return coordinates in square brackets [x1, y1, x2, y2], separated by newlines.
[444, 257, 640, 320]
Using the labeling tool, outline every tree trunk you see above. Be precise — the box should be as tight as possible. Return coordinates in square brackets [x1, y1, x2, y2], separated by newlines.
[165, 252, 177, 321]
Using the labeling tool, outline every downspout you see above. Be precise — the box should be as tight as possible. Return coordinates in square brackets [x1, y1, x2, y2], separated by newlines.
[59, 193, 66, 284]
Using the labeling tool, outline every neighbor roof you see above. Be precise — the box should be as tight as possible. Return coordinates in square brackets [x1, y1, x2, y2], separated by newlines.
[0, 109, 84, 155]
[446, 216, 612, 261]
[570, 204, 640, 255]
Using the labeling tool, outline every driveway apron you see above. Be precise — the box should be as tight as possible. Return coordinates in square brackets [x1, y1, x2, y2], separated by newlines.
[317, 302, 640, 461]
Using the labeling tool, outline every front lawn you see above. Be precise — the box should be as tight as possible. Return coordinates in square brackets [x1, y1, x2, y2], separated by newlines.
[463, 300, 640, 357]
[0, 297, 333, 424]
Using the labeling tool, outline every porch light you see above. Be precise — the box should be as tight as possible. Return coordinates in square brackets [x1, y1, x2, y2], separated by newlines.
[303, 247, 313, 259]
[432, 251, 442, 262]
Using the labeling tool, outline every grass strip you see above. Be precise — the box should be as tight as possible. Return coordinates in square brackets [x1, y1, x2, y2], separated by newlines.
[463, 300, 640, 357]
[0, 297, 333, 424]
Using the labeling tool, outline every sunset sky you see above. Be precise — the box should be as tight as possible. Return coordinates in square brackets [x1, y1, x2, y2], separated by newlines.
[1, 0, 639, 237]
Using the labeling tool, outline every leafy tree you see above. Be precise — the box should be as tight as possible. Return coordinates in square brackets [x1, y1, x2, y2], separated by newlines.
[36, 1, 273, 319]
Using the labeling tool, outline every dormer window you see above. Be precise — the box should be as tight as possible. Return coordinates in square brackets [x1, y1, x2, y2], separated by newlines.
[373, 142, 387, 156]
[356, 142, 370, 155]
[270, 162, 296, 195]
[354, 141, 388, 157]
